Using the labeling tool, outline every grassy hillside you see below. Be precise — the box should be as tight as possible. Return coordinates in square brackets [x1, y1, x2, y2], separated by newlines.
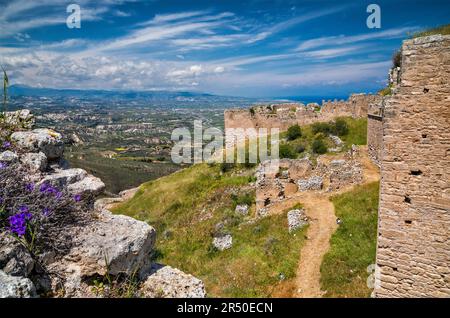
[113, 164, 307, 297]
[320, 182, 379, 298]
[412, 23, 450, 38]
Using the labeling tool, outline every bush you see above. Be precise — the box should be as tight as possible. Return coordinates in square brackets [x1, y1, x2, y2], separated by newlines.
[286, 124, 302, 140]
[392, 50, 402, 68]
[279, 144, 297, 159]
[312, 138, 327, 154]
[295, 144, 306, 154]
[219, 162, 235, 173]
[333, 118, 349, 136]
[312, 122, 333, 135]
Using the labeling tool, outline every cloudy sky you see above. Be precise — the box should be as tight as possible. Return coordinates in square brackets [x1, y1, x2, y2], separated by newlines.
[0, 0, 449, 97]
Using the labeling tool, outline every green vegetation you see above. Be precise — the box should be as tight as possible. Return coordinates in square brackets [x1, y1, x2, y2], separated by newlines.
[411, 23, 450, 38]
[279, 143, 297, 159]
[286, 124, 302, 140]
[378, 85, 393, 96]
[279, 117, 367, 160]
[312, 138, 327, 154]
[113, 164, 307, 297]
[320, 182, 379, 298]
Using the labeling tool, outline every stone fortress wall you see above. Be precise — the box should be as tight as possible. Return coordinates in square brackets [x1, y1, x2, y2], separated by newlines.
[374, 34, 450, 297]
[224, 93, 381, 133]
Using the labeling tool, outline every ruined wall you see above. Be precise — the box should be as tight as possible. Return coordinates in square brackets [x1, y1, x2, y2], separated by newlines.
[224, 94, 381, 133]
[367, 99, 384, 166]
[374, 35, 450, 298]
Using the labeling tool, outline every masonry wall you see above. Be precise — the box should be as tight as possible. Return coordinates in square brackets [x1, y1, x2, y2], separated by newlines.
[374, 35, 450, 297]
[224, 94, 381, 133]
[367, 99, 384, 166]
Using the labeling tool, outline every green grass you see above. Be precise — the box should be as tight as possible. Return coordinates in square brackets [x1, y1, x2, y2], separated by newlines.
[113, 164, 307, 297]
[320, 182, 379, 298]
[411, 23, 450, 38]
[339, 117, 367, 146]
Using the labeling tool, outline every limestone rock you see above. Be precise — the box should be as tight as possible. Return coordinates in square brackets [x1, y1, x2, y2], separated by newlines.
[2, 109, 35, 129]
[297, 176, 323, 191]
[235, 204, 249, 216]
[330, 135, 343, 146]
[213, 234, 232, 251]
[0, 150, 18, 163]
[40, 168, 87, 188]
[0, 233, 34, 277]
[11, 128, 64, 159]
[48, 210, 156, 296]
[68, 175, 105, 196]
[20, 152, 47, 172]
[140, 264, 206, 298]
[287, 209, 308, 233]
[0, 270, 36, 298]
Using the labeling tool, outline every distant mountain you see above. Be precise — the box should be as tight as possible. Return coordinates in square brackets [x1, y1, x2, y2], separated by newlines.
[9, 84, 216, 100]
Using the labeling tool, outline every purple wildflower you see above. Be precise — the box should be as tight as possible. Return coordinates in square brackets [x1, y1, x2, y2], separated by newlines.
[73, 194, 82, 202]
[8, 212, 32, 237]
[40, 183, 50, 192]
[25, 183, 35, 192]
[42, 207, 51, 217]
[55, 191, 63, 200]
[2, 141, 11, 149]
[0, 162, 6, 169]
[19, 205, 29, 214]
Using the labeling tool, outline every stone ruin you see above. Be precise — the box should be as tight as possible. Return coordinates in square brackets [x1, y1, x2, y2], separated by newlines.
[374, 35, 450, 298]
[255, 152, 363, 217]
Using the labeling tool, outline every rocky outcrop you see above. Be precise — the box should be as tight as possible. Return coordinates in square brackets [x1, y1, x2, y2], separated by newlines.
[11, 128, 64, 159]
[0, 111, 206, 298]
[140, 264, 206, 298]
[235, 204, 249, 216]
[287, 209, 308, 233]
[213, 234, 233, 251]
[0, 270, 36, 298]
[297, 176, 323, 191]
[1, 109, 35, 129]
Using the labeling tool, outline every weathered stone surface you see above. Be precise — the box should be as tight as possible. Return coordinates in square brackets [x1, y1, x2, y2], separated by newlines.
[330, 135, 343, 146]
[67, 175, 105, 196]
[20, 152, 47, 172]
[2, 109, 35, 129]
[140, 264, 206, 298]
[213, 234, 232, 251]
[0, 150, 18, 163]
[0, 233, 34, 277]
[0, 270, 36, 298]
[235, 204, 249, 216]
[11, 128, 64, 159]
[375, 35, 450, 298]
[287, 209, 308, 233]
[297, 176, 323, 191]
[40, 168, 87, 188]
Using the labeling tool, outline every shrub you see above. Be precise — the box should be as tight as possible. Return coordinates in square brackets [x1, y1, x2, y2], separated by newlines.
[392, 50, 402, 68]
[333, 118, 349, 136]
[279, 144, 296, 159]
[220, 162, 235, 173]
[249, 107, 255, 116]
[312, 122, 333, 135]
[0, 164, 90, 255]
[312, 138, 327, 154]
[286, 124, 302, 140]
[295, 144, 306, 154]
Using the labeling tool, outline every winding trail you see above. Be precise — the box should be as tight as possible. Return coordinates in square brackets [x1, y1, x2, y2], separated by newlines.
[271, 147, 380, 297]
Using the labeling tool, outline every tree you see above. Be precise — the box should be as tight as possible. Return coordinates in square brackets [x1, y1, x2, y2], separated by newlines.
[287, 124, 302, 140]
[279, 144, 296, 159]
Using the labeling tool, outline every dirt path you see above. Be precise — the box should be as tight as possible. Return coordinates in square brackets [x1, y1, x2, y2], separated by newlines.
[293, 192, 337, 297]
[271, 147, 380, 297]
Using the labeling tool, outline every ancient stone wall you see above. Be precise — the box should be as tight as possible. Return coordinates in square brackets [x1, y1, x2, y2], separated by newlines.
[374, 35, 450, 297]
[224, 94, 381, 133]
[367, 99, 384, 166]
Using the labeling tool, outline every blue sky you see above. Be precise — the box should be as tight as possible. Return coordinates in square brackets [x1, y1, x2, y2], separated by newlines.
[0, 0, 449, 97]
